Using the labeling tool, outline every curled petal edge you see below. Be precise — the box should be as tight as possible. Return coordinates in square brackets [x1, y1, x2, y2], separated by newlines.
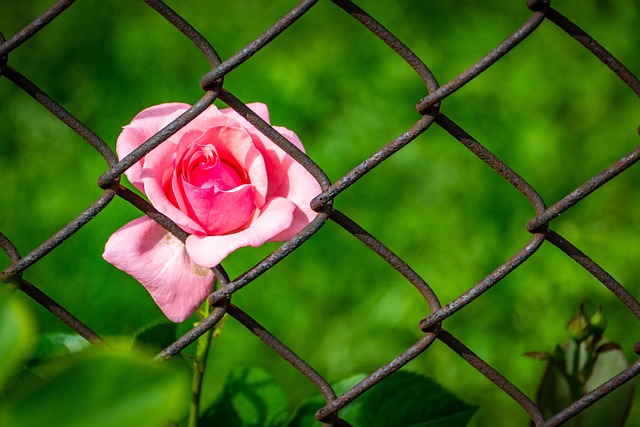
[185, 197, 296, 268]
[103, 217, 215, 322]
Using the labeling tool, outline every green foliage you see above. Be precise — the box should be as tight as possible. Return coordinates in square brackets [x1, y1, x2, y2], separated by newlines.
[132, 320, 179, 353]
[200, 367, 289, 427]
[0, 296, 190, 427]
[287, 373, 368, 427]
[31, 332, 92, 361]
[205, 368, 475, 427]
[530, 302, 634, 426]
[0, 292, 36, 386]
[5, 352, 188, 427]
[2, 351, 190, 427]
[535, 343, 634, 427]
[345, 372, 477, 427]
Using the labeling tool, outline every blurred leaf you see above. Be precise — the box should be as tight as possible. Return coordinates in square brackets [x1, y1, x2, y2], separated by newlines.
[201, 367, 288, 427]
[0, 293, 36, 386]
[31, 332, 91, 361]
[289, 371, 476, 427]
[132, 320, 178, 352]
[536, 346, 573, 420]
[1, 348, 189, 427]
[582, 342, 634, 427]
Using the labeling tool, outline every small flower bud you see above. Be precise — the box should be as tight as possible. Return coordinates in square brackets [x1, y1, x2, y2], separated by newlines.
[589, 305, 607, 336]
[567, 302, 591, 343]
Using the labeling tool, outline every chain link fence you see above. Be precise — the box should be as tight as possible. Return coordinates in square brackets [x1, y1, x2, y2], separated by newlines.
[1, 0, 639, 425]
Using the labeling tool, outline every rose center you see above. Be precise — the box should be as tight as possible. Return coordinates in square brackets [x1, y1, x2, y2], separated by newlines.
[183, 144, 245, 190]
[172, 141, 256, 236]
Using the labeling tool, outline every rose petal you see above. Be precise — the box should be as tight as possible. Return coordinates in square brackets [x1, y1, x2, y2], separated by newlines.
[268, 204, 316, 241]
[217, 103, 318, 210]
[185, 197, 296, 268]
[117, 103, 190, 191]
[141, 130, 207, 235]
[103, 217, 215, 322]
[272, 124, 306, 152]
[187, 102, 262, 136]
[219, 102, 271, 125]
[181, 182, 255, 235]
[249, 125, 321, 228]
[169, 131, 207, 218]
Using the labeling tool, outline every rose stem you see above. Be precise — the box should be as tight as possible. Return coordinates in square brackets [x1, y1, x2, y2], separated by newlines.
[188, 283, 224, 427]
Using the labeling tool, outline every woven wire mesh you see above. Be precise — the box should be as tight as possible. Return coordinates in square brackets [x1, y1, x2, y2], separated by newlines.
[1, 0, 639, 425]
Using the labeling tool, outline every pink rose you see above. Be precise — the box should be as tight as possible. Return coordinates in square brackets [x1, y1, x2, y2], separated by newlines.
[103, 102, 320, 322]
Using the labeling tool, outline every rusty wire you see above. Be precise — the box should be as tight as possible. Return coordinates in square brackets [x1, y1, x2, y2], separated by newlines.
[1, 0, 639, 426]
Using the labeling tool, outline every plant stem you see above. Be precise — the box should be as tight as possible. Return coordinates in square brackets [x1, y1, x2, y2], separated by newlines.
[571, 341, 580, 380]
[569, 341, 584, 410]
[188, 304, 214, 427]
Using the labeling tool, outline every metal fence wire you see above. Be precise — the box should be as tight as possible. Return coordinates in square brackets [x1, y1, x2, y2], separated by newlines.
[1, 0, 639, 426]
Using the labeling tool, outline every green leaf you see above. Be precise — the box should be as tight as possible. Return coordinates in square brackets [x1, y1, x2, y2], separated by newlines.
[132, 320, 178, 352]
[31, 332, 92, 360]
[0, 293, 36, 386]
[1, 348, 189, 427]
[287, 374, 367, 427]
[289, 372, 476, 427]
[535, 340, 633, 427]
[350, 371, 477, 427]
[581, 343, 633, 427]
[201, 367, 288, 427]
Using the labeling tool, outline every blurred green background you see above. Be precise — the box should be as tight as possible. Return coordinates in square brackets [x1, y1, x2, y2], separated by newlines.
[1, 1, 639, 425]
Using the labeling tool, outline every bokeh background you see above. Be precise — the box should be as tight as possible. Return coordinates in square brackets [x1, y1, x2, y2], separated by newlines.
[1, 1, 639, 425]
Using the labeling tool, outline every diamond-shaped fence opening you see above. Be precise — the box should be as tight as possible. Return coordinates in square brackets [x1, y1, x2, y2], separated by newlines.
[1, 1, 639, 426]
